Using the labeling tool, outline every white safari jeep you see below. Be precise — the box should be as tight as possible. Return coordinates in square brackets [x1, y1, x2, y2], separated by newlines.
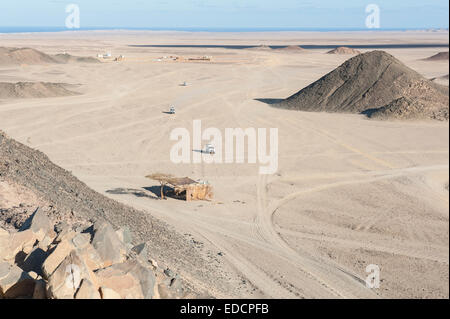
[205, 144, 216, 155]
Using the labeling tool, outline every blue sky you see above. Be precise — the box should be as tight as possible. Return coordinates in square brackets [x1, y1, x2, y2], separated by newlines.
[0, 0, 448, 29]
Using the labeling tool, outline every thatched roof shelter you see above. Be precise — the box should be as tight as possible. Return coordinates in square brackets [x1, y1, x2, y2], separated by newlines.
[146, 173, 196, 187]
[146, 173, 213, 201]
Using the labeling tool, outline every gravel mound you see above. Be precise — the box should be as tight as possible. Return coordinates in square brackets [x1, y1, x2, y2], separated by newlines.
[424, 52, 449, 61]
[327, 47, 361, 55]
[0, 47, 99, 66]
[275, 50, 449, 120]
[0, 82, 78, 99]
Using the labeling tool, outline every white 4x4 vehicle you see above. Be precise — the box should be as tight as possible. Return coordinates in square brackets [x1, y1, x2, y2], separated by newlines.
[205, 144, 216, 155]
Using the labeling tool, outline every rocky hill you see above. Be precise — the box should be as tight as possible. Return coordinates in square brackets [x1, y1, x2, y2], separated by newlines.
[52, 53, 100, 64]
[275, 50, 449, 120]
[0, 82, 78, 99]
[327, 47, 361, 55]
[0, 47, 99, 66]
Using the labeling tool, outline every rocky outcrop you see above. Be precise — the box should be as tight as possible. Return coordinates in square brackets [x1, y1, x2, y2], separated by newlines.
[327, 47, 361, 55]
[423, 52, 449, 61]
[275, 50, 449, 120]
[0, 209, 186, 299]
[0, 130, 223, 298]
[0, 82, 78, 99]
[0, 47, 99, 66]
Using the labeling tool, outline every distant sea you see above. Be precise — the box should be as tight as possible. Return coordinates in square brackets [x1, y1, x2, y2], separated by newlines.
[1, 26, 449, 34]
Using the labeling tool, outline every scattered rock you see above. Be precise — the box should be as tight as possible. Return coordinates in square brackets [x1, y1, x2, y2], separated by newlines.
[99, 286, 122, 299]
[19, 207, 54, 240]
[91, 221, 127, 268]
[21, 247, 47, 276]
[32, 279, 47, 299]
[75, 279, 101, 299]
[2, 229, 38, 261]
[0, 262, 35, 298]
[46, 249, 97, 299]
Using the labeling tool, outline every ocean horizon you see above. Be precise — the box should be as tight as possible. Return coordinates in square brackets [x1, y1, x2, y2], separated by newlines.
[0, 26, 449, 34]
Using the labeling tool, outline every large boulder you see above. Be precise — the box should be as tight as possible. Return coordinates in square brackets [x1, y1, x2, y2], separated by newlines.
[0, 262, 35, 298]
[1, 229, 39, 261]
[95, 259, 155, 299]
[41, 238, 74, 279]
[19, 208, 56, 242]
[99, 286, 122, 299]
[46, 250, 98, 299]
[32, 279, 47, 299]
[21, 247, 48, 276]
[91, 222, 127, 268]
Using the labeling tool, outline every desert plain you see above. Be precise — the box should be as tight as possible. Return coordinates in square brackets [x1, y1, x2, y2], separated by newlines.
[0, 30, 449, 298]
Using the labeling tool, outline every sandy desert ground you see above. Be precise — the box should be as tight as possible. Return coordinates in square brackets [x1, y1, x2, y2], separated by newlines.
[0, 30, 449, 298]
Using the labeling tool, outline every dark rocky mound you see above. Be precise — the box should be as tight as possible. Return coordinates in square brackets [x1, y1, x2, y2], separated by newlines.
[327, 47, 361, 55]
[424, 52, 449, 61]
[368, 97, 449, 121]
[0, 47, 57, 65]
[0, 82, 78, 99]
[275, 50, 449, 120]
[52, 53, 100, 64]
[0, 47, 99, 66]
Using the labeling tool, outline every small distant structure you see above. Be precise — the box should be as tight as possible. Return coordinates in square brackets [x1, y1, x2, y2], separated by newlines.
[169, 106, 176, 114]
[114, 55, 125, 61]
[181, 81, 188, 86]
[97, 52, 112, 59]
[146, 173, 213, 201]
[188, 56, 212, 62]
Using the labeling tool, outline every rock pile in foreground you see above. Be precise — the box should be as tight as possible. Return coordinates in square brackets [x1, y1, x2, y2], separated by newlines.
[0, 208, 185, 299]
[0, 129, 224, 298]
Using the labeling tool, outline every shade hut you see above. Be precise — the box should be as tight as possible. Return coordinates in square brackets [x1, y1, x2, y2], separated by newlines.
[146, 173, 213, 201]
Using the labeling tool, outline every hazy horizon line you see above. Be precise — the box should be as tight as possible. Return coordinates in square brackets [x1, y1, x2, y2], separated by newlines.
[1, 26, 449, 34]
